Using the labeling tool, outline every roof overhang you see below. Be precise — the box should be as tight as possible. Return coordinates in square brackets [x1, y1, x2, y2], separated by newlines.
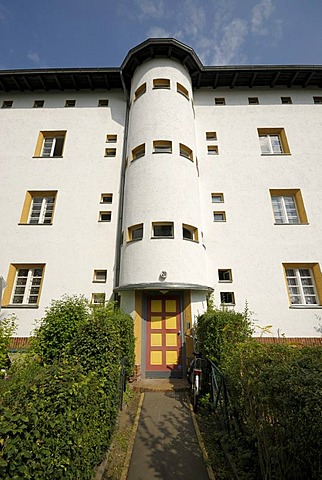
[1, 38, 322, 92]
[114, 282, 214, 293]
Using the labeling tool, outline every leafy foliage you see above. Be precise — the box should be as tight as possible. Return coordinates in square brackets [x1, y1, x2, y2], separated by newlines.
[0, 295, 135, 479]
[0, 315, 16, 370]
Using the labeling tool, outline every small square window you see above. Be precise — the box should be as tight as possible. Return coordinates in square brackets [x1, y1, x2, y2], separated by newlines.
[218, 269, 232, 282]
[134, 83, 146, 100]
[100, 193, 113, 204]
[281, 97, 292, 104]
[93, 270, 107, 283]
[105, 148, 116, 157]
[153, 140, 172, 154]
[182, 224, 198, 242]
[220, 292, 235, 305]
[132, 144, 145, 160]
[65, 100, 76, 107]
[206, 131, 217, 140]
[98, 99, 109, 107]
[99, 211, 111, 222]
[2, 100, 13, 108]
[313, 96, 322, 104]
[213, 211, 226, 222]
[33, 100, 44, 108]
[152, 222, 174, 238]
[177, 83, 189, 99]
[215, 98, 225, 105]
[92, 293, 106, 305]
[211, 193, 224, 203]
[153, 78, 170, 89]
[179, 143, 193, 161]
[248, 97, 259, 104]
[128, 223, 144, 241]
[208, 145, 219, 155]
[106, 134, 117, 143]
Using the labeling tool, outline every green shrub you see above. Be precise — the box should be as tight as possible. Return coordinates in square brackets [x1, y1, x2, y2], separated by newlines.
[0, 361, 119, 480]
[0, 315, 16, 371]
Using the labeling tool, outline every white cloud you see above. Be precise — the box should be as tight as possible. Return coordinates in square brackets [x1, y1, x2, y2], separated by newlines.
[211, 18, 248, 65]
[135, 0, 164, 19]
[27, 51, 40, 64]
[251, 0, 275, 35]
[147, 26, 170, 38]
[0, 3, 9, 21]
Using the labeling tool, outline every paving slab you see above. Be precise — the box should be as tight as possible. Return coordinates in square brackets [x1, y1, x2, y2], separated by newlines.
[127, 391, 210, 480]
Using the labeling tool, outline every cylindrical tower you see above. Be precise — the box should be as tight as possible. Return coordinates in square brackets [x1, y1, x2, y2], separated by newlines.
[119, 57, 208, 289]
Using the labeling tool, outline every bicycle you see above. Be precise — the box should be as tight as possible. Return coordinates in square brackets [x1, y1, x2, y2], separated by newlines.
[186, 332, 204, 412]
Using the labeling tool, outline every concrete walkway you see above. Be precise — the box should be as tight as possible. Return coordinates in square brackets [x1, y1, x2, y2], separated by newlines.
[127, 390, 211, 480]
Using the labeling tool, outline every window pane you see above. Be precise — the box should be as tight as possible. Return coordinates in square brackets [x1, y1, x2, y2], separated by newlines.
[270, 135, 283, 153]
[259, 135, 271, 154]
[53, 137, 64, 156]
[299, 269, 311, 277]
[42, 138, 54, 156]
[183, 227, 193, 240]
[132, 227, 143, 240]
[154, 225, 173, 237]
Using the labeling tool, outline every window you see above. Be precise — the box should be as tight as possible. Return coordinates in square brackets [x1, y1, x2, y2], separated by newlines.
[213, 211, 226, 222]
[313, 96, 322, 104]
[19, 191, 57, 225]
[215, 98, 225, 105]
[105, 148, 116, 157]
[284, 264, 321, 305]
[258, 128, 290, 154]
[65, 100, 76, 107]
[248, 97, 259, 104]
[153, 140, 172, 154]
[211, 193, 224, 203]
[206, 131, 217, 140]
[106, 134, 117, 143]
[92, 293, 106, 305]
[34, 131, 66, 157]
[270, 189, 307, 224]
[98, 99, 109, 107]
[218, 269, 232, 282]
[153, 78, 170, 89]
[128, 223, 144, 241]
[132, 144, 145, 161]
[177, 83, 189, 99]
[182, 224, 198, 242]
[3, 265, 45, 306]
[179, 143, 193, 161]
[134, 83, 146, 100]
[281, 97, 292, 104]
[93, 270, 107, 283]
[33, 100, 44, 108]
[2, 100, 13, 108]
[100, 193, 113, 204]
[220, 292, 235, 305]
[99, 211, 111, 222]
[152, 222, 174, 238]
[207, 145, 219, 155]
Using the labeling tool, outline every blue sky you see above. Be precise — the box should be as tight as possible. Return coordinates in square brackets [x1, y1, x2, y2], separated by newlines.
[1, 0, 322, 70]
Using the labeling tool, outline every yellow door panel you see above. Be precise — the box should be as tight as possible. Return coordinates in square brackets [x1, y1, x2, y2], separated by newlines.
[151, 351, 163, 365]
[151, 316, 162, 329]
[165, 315, 177, 329]
[166, 333, 177, 346]
[151, 300, 162, 313]
[165, 300, 176, 312]
[166, 351, 178, 365]
[151, 333, 162, 346]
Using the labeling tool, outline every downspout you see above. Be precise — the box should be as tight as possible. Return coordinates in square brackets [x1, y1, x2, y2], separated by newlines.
[114, 70, 130, 300]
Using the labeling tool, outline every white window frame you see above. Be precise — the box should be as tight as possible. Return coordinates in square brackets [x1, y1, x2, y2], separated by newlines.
[271, 195, 299, 224]
[28, 196, 55, 224]
[259, 134, 283, 154]
[41, 136, 65, 157]
[11, 267, 44, 305]
[285, 268, 318, 305]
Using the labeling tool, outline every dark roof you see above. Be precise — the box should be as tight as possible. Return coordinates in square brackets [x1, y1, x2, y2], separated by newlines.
[1, 38, 322, 92]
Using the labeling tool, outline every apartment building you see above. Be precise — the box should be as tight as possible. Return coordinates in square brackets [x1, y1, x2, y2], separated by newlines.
[1, 38, 321, 378]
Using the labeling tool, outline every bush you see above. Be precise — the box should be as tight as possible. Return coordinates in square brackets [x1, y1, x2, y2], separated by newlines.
[0, 361, 119, 480]
[0, 315, 16, 371]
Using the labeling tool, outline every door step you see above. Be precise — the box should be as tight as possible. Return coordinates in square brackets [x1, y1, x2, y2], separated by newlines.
[131, 378, 189, 392]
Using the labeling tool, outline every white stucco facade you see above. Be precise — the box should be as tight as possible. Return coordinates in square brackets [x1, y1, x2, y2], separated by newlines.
[0, 39, 321, 372]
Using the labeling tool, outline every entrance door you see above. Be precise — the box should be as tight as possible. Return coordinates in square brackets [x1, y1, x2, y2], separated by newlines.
[146, 296, 182, 378]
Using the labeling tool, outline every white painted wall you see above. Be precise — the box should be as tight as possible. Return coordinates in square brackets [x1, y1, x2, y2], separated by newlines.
[0, 90, 126, 335]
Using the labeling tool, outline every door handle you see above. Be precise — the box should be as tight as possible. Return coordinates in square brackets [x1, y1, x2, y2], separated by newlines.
[177, 330, 181, 336]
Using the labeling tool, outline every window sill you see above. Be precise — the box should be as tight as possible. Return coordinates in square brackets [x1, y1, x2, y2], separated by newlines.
[18, 223, 53, 226]
[180, 154, 193, 161]
[220, 303, 235, 307]
[151, 236, 174, 239]
[274, 222, 309, 225]
[2, 304, 39, 309]
[218, 280, 232, 283]
[153, 151, 172, 154]
[153, 87, 171, 90]
[98, 220, 111, 223]
[183, 238, 199, 243]
[33, 156, 63, 159]
[92, 281, 107, 284]
[260, 153, 291, 156]
[289, 305, 322, 309]
[127, 238, 143, 243]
